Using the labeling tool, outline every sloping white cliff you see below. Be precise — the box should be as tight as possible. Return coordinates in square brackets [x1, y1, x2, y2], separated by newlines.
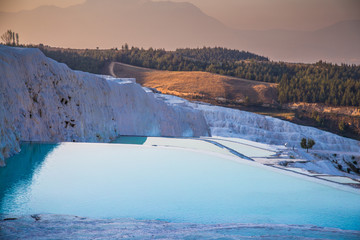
[197, 104, 360, 152]
[1, 46, 359, 167]
[0, 46, 209, 165]
[159, 94, 360, 152]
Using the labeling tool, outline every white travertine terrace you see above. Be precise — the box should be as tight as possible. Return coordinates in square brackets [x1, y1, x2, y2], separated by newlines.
[0, 46, 209, 165]
[1, 45, 359, 168]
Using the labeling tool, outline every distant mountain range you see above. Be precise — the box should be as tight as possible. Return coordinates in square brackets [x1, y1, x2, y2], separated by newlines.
[1, 0, 359, 64]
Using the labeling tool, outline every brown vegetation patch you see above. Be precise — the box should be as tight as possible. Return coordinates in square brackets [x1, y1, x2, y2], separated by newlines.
[111, 62, 278, 105]
[286, 103, 360, 117]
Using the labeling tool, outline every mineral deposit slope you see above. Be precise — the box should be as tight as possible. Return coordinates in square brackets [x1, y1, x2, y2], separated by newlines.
[0, 46, 209, 164]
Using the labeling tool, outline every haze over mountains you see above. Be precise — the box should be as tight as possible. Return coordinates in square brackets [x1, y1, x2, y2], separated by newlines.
[165, 0, 360, 31]
[0, 0, 359, 64]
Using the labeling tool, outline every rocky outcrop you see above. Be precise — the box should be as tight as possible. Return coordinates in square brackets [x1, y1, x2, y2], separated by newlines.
[0, 46, 209, 165]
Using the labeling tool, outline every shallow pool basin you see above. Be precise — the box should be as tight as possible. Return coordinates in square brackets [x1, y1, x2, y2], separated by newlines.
[0, 139, 359, 236]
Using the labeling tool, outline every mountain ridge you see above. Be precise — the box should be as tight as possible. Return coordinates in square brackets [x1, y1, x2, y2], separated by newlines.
[0, 0, 359, 64]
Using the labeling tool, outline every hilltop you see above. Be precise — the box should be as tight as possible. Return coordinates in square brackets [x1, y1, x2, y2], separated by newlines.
[109, 62, 278, 106]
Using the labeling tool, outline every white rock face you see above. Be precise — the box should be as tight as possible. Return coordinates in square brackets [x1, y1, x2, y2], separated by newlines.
[0, 46, 209, 164]
[196, 104, 360, 152]
[159, 94, 360, 152]
[1, 46, 359, 166]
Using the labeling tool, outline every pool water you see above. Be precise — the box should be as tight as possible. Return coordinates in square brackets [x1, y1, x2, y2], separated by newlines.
[1, 140, 360, 233]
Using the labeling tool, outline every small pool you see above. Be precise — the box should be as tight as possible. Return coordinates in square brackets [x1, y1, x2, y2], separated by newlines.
[1, 138, 360, 236]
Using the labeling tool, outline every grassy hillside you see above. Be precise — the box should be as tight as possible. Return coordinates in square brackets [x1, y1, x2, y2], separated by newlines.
[33, 45, 360, 107]
[111, 62, 277, 106]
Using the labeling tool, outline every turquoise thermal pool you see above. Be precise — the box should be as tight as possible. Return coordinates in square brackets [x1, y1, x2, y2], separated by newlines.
[0, 138, 360, 234]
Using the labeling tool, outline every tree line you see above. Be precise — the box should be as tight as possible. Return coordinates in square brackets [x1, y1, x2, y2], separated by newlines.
[26, 44, 360, 107]
[175, 47, 269, 63]
[1, 30, 20, 46]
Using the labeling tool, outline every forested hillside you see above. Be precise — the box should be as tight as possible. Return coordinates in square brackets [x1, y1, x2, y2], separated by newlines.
[32, 44, 360, 107]
[175, 47, 269, 62]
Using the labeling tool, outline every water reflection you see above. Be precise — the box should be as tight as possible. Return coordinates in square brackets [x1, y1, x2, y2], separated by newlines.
[0, 143, 58, 212]
[111, 136, 147, 145]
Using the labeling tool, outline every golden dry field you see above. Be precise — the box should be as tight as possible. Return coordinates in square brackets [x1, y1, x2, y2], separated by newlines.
[110, 62, 278, 105]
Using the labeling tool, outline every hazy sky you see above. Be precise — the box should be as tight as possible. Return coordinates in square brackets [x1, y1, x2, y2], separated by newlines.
[1, 0, 359, 30]
[0, 0, 85, 12]
[166, 0, 360, 30]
